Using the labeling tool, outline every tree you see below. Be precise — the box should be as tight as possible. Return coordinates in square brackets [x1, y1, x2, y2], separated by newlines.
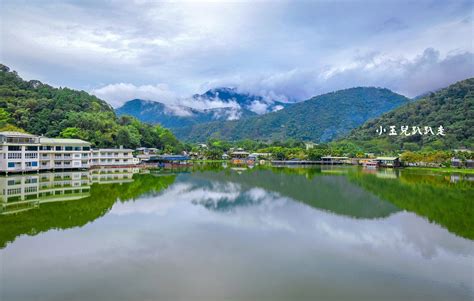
[60, 127, 85, 139]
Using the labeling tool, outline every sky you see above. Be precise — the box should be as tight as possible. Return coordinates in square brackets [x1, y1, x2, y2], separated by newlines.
[1, 0, 473, 108]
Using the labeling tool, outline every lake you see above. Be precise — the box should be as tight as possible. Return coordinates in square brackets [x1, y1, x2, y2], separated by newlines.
[0, 165, 473, 301]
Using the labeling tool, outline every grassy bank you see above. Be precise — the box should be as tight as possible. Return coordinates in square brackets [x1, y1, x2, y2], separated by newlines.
[406, 167, 474, 174]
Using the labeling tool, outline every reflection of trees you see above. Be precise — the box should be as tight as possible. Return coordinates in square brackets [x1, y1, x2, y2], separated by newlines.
[347, 171, 474, 240]
[192, 167, 400, 219]
[0, 174, 176, 249]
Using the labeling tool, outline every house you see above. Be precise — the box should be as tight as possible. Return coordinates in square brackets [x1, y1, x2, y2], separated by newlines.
[230, 151, 250, 164]
[305, 142, 317, 150]
[375, 156, 400, 168]
[451, 158, 462, 167]
[135, 147, 159, 161]
[321, 156, 350, 164]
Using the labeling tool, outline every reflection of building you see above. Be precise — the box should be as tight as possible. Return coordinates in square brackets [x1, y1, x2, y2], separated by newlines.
[39, 137, 91, 170]
[90, 147, 135, 166]
[89, 168, 137, 184]
[0, 171, 91, 215]
[0, 168, 137, 215]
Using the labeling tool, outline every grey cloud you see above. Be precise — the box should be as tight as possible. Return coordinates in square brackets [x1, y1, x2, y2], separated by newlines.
[1, 0, 472, 106]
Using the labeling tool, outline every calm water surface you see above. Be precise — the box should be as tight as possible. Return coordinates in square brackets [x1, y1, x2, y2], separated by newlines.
[0, 165, 473, 301]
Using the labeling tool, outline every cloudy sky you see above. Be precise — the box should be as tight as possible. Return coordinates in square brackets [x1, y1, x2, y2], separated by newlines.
[1, 0, 473, 108]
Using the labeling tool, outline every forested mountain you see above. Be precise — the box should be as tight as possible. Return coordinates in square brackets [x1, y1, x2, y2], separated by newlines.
[174, 87, 410, 142]
[194, 87, 291, 113]
[116, 98, 257, 128]
[0, 64, 181, 150]
[344, 78, 474, 151]
[116, 87, 291, 128]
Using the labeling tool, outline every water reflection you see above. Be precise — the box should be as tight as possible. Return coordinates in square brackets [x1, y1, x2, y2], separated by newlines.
[0, 166, 473, 301]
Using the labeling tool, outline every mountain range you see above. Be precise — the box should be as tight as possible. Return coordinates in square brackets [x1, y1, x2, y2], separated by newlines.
[172, 87, 411, 142]
[116, 87, 291, 128]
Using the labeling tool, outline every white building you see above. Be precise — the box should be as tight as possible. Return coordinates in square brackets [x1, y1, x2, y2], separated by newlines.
[0, 132, 141, 173]
[0, 132, 41, 173]
[39, 137, 91, 170]
[90, 147, 135, 166]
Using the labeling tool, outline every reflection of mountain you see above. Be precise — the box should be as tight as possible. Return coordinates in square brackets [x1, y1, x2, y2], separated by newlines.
[188, 168, 400, 219]
[186, 179, 266, 212]
[347, 170, 474, 240]
[0, 171, 176, 248]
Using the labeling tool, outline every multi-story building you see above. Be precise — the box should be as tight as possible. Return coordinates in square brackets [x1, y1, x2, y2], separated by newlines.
[0, 132, 41, 173]
[39, 137, 91, 170]
[0, 132, 141, 173]
[90, 147, 135, 167]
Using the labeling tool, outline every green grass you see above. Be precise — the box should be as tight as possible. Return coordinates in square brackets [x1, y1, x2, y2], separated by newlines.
[406, 166, 474, 174]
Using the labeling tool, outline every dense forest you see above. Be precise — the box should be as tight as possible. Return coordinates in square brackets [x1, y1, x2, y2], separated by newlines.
[344, 78, 474, 152]
[0, 64, 182, 151]
[174, 87, 410, 142]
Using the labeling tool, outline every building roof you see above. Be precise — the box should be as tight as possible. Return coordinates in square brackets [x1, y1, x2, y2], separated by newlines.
[231, 151, 250, 155]
[40, 137, 91, 145]
[93, 148, 133, 152]
[376, 156, 399, 160]
[0, 131, 37, 138]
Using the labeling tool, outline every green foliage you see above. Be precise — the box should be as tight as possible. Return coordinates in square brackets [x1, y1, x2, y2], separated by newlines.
[0, 64, 183, 152]
[175, 87, 410, 142]
[346, 78, 474, 151]
[204, 148, 224, 160]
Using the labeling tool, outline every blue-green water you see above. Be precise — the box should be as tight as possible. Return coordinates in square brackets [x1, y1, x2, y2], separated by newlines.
[0, 165, 473, 301]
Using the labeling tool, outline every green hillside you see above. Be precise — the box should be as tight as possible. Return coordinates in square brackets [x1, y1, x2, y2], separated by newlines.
[174, 87, 410, 142]
[0, 64, 181, 150]
[345, 78, 474, 151]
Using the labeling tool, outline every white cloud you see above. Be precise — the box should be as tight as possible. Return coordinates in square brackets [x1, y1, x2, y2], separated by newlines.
[91, 83, 177, 108]
[1, 1, 472, 103]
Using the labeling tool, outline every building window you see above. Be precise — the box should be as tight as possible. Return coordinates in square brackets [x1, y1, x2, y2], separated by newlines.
[25, 187, 37, 193]
[25, 153, 38, 159]
[8, 146, 21, 151]
[8, 153, 22, 159]
[25, 162, 38, 167]
[40, 146, 52, 151]
[25, 178, 38, 184]
[26, 146, 38, 151]
[56, 146, 62, 151]
[83, 146, 90, 151]
[74, 147, 81, 151]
